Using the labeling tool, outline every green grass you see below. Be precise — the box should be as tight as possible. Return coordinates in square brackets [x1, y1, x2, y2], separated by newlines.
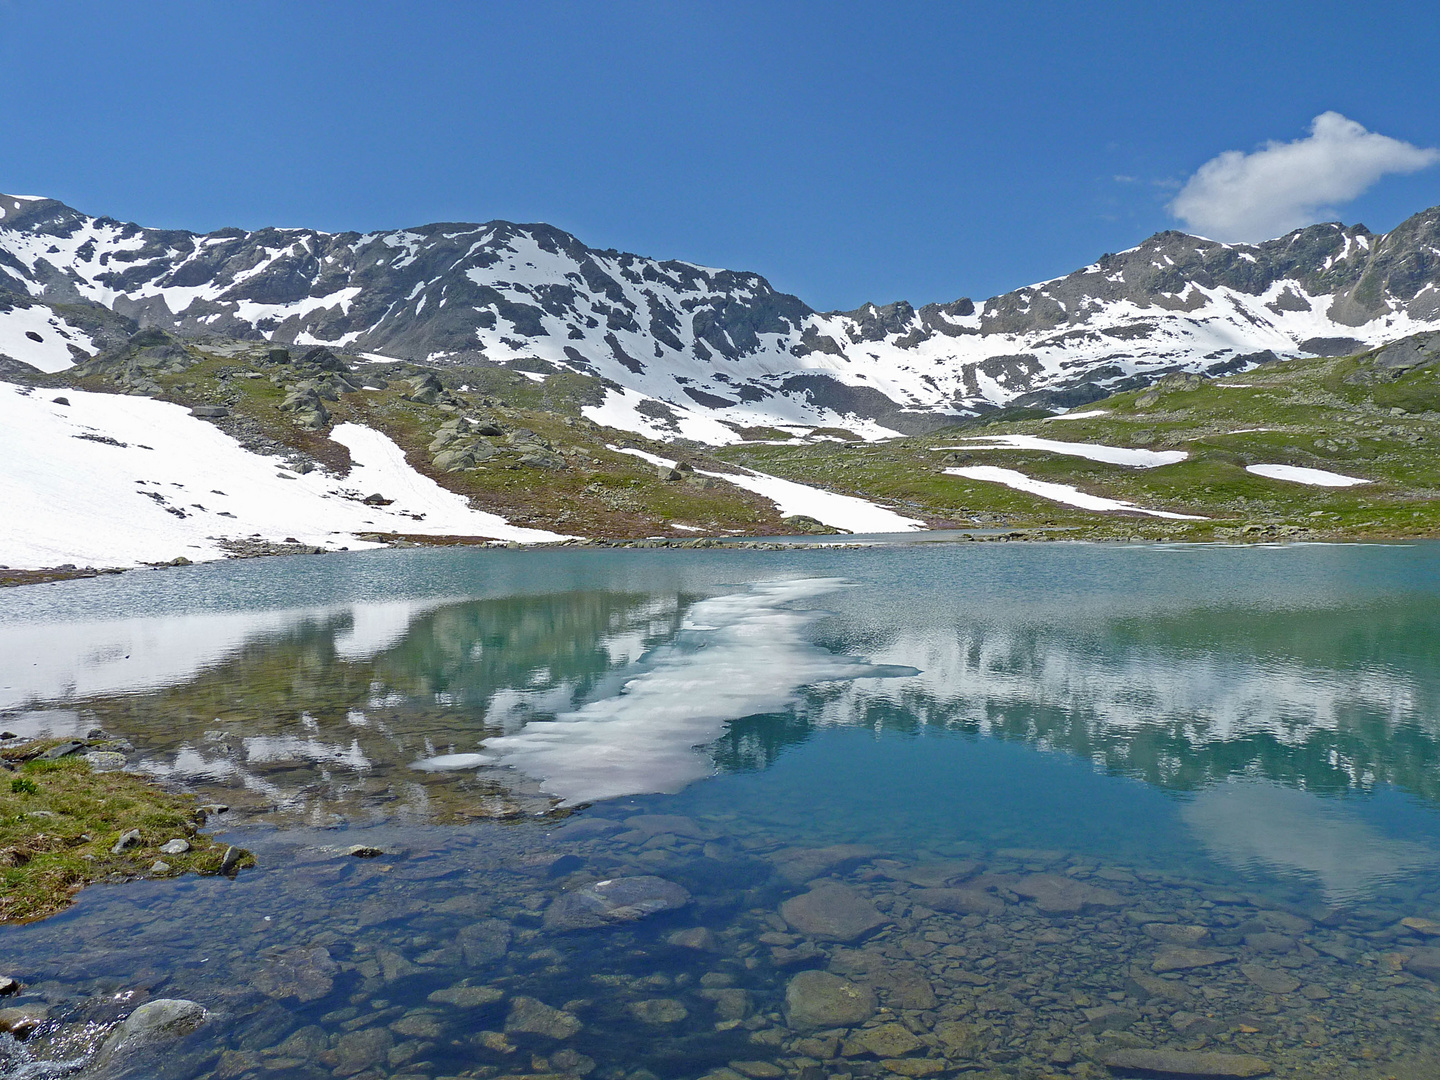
[0, 747, 249, 923]
[52, 335, 1440, 544]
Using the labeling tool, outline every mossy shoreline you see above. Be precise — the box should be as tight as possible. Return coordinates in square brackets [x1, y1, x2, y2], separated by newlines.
[0, 739, 252, 924]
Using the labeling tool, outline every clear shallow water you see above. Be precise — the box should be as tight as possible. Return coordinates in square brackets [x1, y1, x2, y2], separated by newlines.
[3, 543, 1440, 1078]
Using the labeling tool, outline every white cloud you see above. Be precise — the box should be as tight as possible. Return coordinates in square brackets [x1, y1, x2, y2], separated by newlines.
[1169, 112, 1439, 242]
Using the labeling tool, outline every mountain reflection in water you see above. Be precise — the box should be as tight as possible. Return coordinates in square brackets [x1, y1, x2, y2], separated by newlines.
[3, 544, 1440, 892]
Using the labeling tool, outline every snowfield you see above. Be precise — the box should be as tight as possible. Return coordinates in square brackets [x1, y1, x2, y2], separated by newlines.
[609, 445, 925, 533]
[940, 434, 1187, 468]
[945, 465, 1207, 520]
[0, 381, 564, 569]
[1245, 463, 1371, 487]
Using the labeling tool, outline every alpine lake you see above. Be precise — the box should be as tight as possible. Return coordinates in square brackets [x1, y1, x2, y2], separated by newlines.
[3, 541, 1440, 1080]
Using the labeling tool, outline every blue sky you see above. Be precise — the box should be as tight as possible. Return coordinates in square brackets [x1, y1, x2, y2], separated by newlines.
[2, 1, 1439, 310]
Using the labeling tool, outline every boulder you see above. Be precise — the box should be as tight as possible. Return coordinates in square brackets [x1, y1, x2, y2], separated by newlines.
[253, 945, 339, 1002]
[1104, 1048, 1272, 1077]
[459, 918, 513, 963]
[913, 886, 1006, 916]
[783, 970, 876, 1031]
[1010, 873, 1123, 913]
[96, 998, 207, 1062]
[629, 998, 687, 1024]
[781, 883, 888, 942]
[768, 844, 880, 885]
[505, 996, 581, 1039]
[428, 983, 505, 1008]
[544, 876, 691, 931]
[1152, 947, 1233, 973]
[330, 1027, 392, 1076]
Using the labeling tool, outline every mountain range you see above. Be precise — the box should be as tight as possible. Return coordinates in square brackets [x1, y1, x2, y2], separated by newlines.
[4, 192, 1440, 440]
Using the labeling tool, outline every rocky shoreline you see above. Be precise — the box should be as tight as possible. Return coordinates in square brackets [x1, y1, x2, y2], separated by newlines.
[3, 812, 1439, 1078]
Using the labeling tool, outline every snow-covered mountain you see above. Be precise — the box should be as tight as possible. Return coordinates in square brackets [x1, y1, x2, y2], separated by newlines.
[5, 191, 1440, 440]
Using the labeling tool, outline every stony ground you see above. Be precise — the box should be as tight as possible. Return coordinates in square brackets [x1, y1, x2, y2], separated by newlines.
[3, 811, 1440, 1079]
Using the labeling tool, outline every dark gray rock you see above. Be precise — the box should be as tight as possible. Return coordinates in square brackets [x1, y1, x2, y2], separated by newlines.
[783, 970, 876, 1030]
[1104, 1048, 1272, 1077]
[459, 918, 513, 963]
[780, 882, 888, 942]
[253, 945, 338, 1002]
[505, 995, 581, 1039]
[543, 876, 690, 930]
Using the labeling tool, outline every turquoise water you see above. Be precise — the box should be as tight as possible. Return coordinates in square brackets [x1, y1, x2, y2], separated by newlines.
[2, 542, 1440, 1078]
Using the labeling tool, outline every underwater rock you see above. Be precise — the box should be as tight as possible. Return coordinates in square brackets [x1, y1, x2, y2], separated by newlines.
[1104, 1048, 1272, 1077]
[1152, 946, 1234, 973]
[96, 998, 208, 1063]
[459, 918, 513, 963]
[1009, 873, 1123, 913]
[768, 844, 880, 885]
[328, 1027, 393, 1077]
[629, 998, 688, 1024]
[544, 876, 691, 930]
[783, 970, 876, 1030]
[780, 882, 888, 942]
[429, 983, 505, 1008]
[1240, 963, 1300, 995]
[505, 996, 582, 1039]
[253, 945, 339, 1002]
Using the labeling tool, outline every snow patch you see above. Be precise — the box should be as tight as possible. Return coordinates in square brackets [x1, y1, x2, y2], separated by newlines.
[946, 465, 1206, 519]
[1245, 463, 1370, 487]
[609, 445, 924, 533]
[0, 382, 565, 569]
[941, 435, 1187, 468]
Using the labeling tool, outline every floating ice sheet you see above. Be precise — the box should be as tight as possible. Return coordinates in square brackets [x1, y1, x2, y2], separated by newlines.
[487, 579, 917, 804]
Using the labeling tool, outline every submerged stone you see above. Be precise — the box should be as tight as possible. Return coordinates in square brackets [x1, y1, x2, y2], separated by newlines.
[459, 918, 513, 963]
[858, 1022, 924, 1057]
[505, 996, 582, 1039]
[783, 970, 876, 1030]
[769, 844, 881, 885]
[1151, 946, 1233, 973]
[1240, 963, 1300, 995]
[1404, 947, 1440, 981]
[329, 1027, 393, 1077]
[780, 882, 888, 942]
[629, 998, 688, 1024]
[1104, 1048, 1272, 1077]
[913, 886, 1006, 916]
[253, 946, 339, 1002]
[544, 876, 691, 930]
[429, 983, 505, 1008]
[1010, 873, 1123, 913]
[1143, 923, 1210, 945]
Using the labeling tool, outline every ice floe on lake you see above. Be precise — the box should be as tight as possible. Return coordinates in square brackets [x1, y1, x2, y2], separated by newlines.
[487, 578, 917, 804]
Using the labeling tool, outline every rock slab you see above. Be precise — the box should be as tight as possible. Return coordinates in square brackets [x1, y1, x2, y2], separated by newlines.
[1105, 1048, 1272, 1077]
[505, 995, 582, 1039]
[780, 882, 888, 942]
[1152, 947, 1233, 973]
[544, 876, 691, 930]
[784, 970, 876, 1030]
[1010, 873, 1123, 913]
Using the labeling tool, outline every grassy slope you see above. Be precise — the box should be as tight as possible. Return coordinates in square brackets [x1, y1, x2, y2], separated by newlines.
[42, 338, 1440, 545]
[716, 348, 1440, 542]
